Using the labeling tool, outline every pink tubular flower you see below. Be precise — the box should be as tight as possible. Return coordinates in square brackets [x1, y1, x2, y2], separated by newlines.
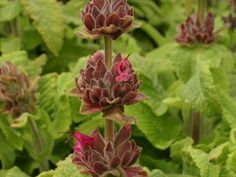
[72, 125, 147, 177]
[73, 132, 94, 152]
[176, 13, 215, 45]
[70, 51, 145, 122]
[114, 57, 132, 82]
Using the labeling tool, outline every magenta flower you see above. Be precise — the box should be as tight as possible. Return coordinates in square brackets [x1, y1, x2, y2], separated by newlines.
[72, 125, 147, 177]
[70, 51, 145, 122]
[114, 57, 132, 82]
[79, 0, 139, 40]
[73, 132, 94, 152]
[176, 13, 215, 45]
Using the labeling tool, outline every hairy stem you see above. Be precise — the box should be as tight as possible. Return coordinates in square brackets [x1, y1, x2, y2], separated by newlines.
[185, 0, 193, 16]
[104, 36, 114, 142]
[192, 112, 201, 144]
[197, 0, 206, 23]
[10, 0, 20, 36]
[28, 118, 49, 172]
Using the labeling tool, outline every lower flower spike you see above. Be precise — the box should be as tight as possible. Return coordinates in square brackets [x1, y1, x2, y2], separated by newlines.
[72, 125, 147, 177]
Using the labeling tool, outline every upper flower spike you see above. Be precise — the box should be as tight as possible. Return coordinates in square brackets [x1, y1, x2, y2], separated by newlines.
[0, 62, 37, 118]
[70, 52, 145, 123]
[79, 0, 139, 40]
[176, 13, 215, 45]
[72, 125, 148, 177]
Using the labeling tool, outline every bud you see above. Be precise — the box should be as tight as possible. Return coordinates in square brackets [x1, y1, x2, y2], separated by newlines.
[176, 13, 215, 45]
[223, 14, 236, 30]
[79, 0, 138, 40]
[0, 62, 37, 118]
[70, 52, 145, 123]
[72, 125, 147, 177]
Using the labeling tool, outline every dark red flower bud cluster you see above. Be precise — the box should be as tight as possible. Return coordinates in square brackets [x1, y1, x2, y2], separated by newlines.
[0, 62, 37, 118]
[223, 14, 236, 30]
[72, 125, 147, 177]
[70, 52, 145, 120]
[176, 13, 215, 45]
[79, 0, 137, 40]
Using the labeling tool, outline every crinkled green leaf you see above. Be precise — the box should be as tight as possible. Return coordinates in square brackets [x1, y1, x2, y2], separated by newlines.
[38, 73, 57, 113]
[183, 146, 220, 177]
[0, 133, 15, 169]
[126, 102, 182, 149]
[50, 95, 72, 138]
[181, 59, 221, 115]
[170, 138, 193, 163]
[0, 166, 29, 177]
[20, 0, 64, 55]
[0, 0, 21, 22]
[37, 155, 88, 177]
[0, 37, 21, 53]
[0, 115, 23, 150]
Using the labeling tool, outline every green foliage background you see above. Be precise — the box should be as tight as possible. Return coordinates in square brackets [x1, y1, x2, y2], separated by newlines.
[1, 0, 236, 177]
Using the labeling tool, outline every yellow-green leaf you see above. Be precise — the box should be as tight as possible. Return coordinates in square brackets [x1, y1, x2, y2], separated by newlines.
[20, 0, 64, 55]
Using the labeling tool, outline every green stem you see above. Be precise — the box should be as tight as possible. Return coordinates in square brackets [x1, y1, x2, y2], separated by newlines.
[28, 118, 49, 172]
[10, 0, 20, 36]
[197, 0, 206, 23]
[185, 0, 193, 16]
[192, 112, 201, 144]
[104, 36, 112, 68]
[104, 36, 114, 142]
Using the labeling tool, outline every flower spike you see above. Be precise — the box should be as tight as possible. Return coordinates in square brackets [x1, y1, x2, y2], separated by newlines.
[176, 13, 215, 45]
[72, 125, 147, 177]
[78, 0, 140, 40]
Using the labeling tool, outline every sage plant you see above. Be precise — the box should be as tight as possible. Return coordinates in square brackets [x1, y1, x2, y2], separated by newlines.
[70, 0, 147, 176]
[0, 62, 49, 172]
[176, 0, 216, 144]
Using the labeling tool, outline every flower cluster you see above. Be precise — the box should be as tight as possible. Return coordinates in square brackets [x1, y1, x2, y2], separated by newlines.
[176, 13, 215, 45]
[72, 125, 147, 177]
[79, 0, 136, 40]
[0, 62, 37, 118]
[70, 52, 145, 119]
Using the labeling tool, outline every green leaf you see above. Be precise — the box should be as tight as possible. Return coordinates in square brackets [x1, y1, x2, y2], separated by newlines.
[217, 89, 236, 128]
[63, 0, 84, 25]
[20, 0, 64, 55]
[226, 151, 236, 174]
[0, 0, 21, 22]
[183, 146, 220, 177]
[0, 166, 29, 177]
[22, 28, 42, 50]
[49, 95, 72, 138]
[170, 138, 193, 163]
[38, 73, 57, 113]
[76, 115, 103, 135]
[0, 116, 23, 150]
[0, 51, 46, 77]
[37, 155, 88, 177]
[149, 169, 167, 177]
[0, 37, 21, 53]
[0, 133, 15, 169]
[126, 102, 182, 149]
[181, 59, 221, 115]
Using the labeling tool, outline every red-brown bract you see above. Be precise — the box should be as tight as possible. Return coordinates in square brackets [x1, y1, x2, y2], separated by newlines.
[72, 125, 147, 177]
[80, 0, 135, 40]
[0, 62, 37, 118]
[70, 51, 145, 116]
[176, 13, 215, 45]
